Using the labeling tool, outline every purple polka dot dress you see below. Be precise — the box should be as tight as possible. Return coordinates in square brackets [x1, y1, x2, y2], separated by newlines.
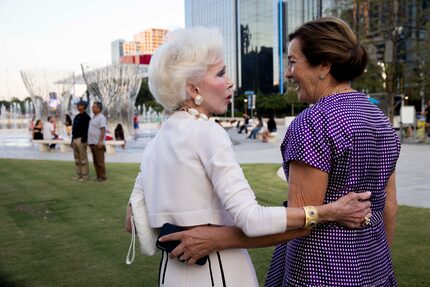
[265, 92, 401, 286]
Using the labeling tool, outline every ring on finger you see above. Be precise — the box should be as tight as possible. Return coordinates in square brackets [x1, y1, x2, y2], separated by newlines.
[361, 216, 371, 226]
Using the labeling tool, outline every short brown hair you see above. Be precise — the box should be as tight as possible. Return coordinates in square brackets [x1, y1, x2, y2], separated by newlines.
[93, 101, 103, 111]
[288, 17, 368, 82]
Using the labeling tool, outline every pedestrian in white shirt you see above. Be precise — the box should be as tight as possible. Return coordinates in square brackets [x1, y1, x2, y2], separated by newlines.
[125, 27, 371, 287]
[88, 102, 107, 182]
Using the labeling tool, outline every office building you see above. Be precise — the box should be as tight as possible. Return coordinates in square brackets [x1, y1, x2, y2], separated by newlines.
[133, 28, 168, 54]
[111, 28, 168, 65]
[123, 41, 143, 56]
[185, 0, 282, 94]
[111, 39, 125, 64]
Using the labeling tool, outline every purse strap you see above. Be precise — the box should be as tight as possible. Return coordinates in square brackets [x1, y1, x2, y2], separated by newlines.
[125, 214, 136, 265]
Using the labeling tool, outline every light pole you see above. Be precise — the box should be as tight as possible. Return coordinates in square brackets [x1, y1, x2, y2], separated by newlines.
[244, 99, 248, 115]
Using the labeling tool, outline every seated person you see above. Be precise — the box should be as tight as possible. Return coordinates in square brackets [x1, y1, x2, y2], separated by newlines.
[65, 114, 72, 138]
[237, 113, 250, 134]
[262, 115, 278, 143]
[114, 123, 126, 149]
[32, 119, 44, 140]
[43, 116, 58, 149]
[247, 115, 263, 139]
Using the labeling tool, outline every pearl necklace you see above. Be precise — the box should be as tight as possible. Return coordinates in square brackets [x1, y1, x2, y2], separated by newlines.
[176, 106, 209, 121]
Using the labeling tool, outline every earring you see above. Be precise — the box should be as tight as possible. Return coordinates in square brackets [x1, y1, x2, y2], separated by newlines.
[319, 74, 325, 80]
[194, 94, 203, 106]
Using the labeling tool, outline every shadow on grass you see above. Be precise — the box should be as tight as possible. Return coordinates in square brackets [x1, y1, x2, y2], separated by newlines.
[0, 270, 25, 287]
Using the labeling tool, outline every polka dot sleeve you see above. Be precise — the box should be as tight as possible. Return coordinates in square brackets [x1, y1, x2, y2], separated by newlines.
[281, 109, 332, 177]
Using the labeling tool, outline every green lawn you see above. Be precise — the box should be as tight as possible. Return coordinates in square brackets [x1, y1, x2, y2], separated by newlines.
[0, 159, 428, 286]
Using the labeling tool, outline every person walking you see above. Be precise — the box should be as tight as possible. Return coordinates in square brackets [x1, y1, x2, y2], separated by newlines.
[88, 102, 107, 182]
[133, 114, 139, 140]
[71, 100, 91, 181]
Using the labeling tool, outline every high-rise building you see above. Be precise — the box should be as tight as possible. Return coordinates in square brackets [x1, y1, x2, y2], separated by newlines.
[133, 28, 168, 54]
[111, 29, 168, 65]
[185, 0, 238, 91]
[111, 39, 125, 64]
[285, 0, 321, 35]
[123, 41, 143, 56]
[185, 0, 282, 94]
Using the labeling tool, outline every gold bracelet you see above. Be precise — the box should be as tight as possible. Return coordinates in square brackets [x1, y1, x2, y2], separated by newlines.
[303, 206, 318, 229]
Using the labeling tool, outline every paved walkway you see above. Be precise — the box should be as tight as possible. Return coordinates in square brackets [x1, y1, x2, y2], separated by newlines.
[0, 127, 429, 208]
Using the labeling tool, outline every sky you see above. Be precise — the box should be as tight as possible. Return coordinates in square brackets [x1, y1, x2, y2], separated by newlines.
[0, 0, 185, 100]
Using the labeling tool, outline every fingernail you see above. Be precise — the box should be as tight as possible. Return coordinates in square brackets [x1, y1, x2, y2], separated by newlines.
[159, 237, 164, 242]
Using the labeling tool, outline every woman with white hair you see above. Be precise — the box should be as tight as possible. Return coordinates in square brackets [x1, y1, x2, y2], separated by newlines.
[125, 27, 371, 286]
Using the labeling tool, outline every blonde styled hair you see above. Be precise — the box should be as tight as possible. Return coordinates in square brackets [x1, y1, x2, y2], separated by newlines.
[148, 27, 224, 111]
[289, 17, 368, 82]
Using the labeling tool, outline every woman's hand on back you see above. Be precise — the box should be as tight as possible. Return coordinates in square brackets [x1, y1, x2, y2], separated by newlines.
[158, 225, 243, 265]
[325, 192, 372, 228]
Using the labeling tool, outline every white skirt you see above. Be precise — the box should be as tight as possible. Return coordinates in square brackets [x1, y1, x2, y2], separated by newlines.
[158, 248, 259, 287]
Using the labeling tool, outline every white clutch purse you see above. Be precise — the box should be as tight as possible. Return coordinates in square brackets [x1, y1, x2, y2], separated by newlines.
[125, 193, 159, 265]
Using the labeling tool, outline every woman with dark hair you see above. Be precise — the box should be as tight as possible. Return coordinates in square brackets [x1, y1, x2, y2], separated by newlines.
[262, 115, 277, 143]
[263, 17, 400, 286]
[65, 114, 72, 138]
[32, 119, 43, 140]
[114, 123, 126, 148]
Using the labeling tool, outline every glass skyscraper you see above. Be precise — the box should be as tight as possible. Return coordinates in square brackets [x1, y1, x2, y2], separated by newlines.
[111, 39, 125, 65]
[185, 0, 237, 92]
[185, 0, 282, 95]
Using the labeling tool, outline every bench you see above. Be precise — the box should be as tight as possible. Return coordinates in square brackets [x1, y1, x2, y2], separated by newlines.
[264, 132, 278, 143]
[257, 131, 278, 143]
[32, 140, 72, 152]
[33, 140, 126, 154]
[105, 140, 125, 154]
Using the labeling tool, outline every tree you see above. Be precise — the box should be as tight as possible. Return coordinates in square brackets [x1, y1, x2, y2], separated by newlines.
[328, 0, 428, 121]
[134, 79, 163, 112]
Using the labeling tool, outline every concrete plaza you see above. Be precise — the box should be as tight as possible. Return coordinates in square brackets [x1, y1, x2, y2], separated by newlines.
[0, 126, 429, 208]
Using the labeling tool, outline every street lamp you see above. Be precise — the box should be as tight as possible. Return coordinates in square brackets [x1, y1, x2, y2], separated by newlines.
[244, 99, 248, 115]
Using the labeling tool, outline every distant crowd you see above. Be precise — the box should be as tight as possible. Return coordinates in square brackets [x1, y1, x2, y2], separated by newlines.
[31, 100, 129, 182]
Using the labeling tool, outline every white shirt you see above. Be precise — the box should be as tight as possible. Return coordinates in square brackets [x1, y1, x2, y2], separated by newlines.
[130, 111, 287, 237]
[43, 122, 55, 140]
[88, 113, 107, 144]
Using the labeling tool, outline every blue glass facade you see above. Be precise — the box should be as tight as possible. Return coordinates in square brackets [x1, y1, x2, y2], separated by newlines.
[185, 0, 282, 94]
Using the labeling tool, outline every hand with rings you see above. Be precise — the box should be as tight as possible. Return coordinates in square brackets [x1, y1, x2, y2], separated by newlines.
[361, 214, 371, 227]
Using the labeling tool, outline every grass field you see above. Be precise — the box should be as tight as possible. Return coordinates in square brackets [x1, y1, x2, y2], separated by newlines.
[0, 159, 429, 286]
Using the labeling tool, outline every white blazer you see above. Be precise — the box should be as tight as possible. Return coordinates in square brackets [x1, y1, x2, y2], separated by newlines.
[130, 111, 286, 237]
